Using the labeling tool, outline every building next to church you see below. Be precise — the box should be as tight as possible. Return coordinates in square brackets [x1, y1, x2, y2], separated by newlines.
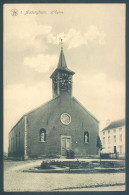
[8, 45, 99, 159]
[100, 119, 125, 158]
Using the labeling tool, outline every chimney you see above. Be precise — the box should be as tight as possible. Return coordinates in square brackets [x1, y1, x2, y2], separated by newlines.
[106, 119, 110, 127]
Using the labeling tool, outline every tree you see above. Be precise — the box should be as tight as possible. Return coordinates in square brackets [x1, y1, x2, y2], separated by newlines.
[96, 136, 103, 163]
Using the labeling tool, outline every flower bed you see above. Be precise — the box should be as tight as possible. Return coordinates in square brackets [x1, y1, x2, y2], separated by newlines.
[39, 160, 125, 170]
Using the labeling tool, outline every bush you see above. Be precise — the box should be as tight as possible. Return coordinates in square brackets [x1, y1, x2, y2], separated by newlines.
[66, 150, 75, 159]
[40, 160, 117, 169]
[40, 161, 52, 169]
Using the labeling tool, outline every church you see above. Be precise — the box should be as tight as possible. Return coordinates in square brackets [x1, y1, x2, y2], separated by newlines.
[8, 45, 99, 159]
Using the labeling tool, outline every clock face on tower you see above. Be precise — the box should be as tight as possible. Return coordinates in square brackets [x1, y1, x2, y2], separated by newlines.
[59, 73, 72, 90]
[60, 113, 71, 125]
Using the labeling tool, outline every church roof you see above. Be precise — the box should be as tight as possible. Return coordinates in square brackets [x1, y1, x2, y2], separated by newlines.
[50, 48, 75, 78]
[9, 94, 99, 134]
[72, 97, 99, 123]
[9, 97, 58, 133]
[102, 118, 125, 131]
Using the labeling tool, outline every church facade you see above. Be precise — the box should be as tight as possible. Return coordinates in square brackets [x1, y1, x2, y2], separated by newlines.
[8, 47, 99, 159]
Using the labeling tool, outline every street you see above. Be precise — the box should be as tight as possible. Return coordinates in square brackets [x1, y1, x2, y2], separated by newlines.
[4, 160, 125, 192]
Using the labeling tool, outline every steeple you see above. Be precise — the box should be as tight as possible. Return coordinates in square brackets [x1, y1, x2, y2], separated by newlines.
[57, 39, 67, 69]
[50, 43, 75, 98]
[50, 42, 75, 78]
[57, 48, 67, 69]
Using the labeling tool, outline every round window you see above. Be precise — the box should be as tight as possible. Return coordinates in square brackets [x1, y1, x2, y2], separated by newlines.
[60, 113, 71, 125]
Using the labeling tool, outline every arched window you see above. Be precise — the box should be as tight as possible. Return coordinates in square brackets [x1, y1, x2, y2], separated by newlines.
[40, 129, 46, 142]
[84, 131, 89, 143]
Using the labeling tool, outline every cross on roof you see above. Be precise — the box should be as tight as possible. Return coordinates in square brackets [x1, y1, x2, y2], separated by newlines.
[60, 38, 63, 50]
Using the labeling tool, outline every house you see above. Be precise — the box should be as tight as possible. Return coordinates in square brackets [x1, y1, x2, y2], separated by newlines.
[100, 119, 125, 158]
[8, 46, 99, 159]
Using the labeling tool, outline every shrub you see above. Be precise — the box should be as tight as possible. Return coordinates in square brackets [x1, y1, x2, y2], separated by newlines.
[40, 161, 51, 169]
[66, 150, 75, 159]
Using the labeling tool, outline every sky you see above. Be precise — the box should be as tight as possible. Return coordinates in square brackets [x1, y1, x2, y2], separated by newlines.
[4, 3, 125, 152]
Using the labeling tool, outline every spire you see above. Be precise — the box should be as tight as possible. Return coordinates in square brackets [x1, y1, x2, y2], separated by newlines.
[50, 41, 75, 79]
[60, 38, 63, 51]
[57, 39, 67, 69]
[57, 48, 67, 69]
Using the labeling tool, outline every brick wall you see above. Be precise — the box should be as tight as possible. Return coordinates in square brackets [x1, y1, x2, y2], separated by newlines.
[8, 117, 25, 158]
[26, 92, 99, 158]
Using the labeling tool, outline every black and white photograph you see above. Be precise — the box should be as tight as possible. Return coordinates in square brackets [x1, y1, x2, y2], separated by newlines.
[4, 3, 126, 192]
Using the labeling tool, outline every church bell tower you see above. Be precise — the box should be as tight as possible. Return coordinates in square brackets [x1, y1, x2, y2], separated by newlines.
[50, 41, 75, 98]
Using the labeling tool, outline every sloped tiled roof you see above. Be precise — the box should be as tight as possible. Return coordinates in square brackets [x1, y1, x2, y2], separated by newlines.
[9, 97, 59, 134]
[102, 118, 125, 131]
[72, 97, 99, 123]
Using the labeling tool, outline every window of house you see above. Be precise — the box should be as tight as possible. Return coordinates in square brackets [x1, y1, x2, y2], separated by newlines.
[119, 134, 122, 142]
[120, 145, 122, 154]
[103, 137, 105, 145]
[113, 129, 116, 133]
[114, 146, 117, 153]
[108, 136, 111, 144]
[119, 128, 122, 132]
[40, 129, 46, 142]
[84, 131, 89, 143]
[114, 135, 116, 142]
[108, 130, 110, 134]
[103, 131, 105, 135]
[108, 146, 111, 152]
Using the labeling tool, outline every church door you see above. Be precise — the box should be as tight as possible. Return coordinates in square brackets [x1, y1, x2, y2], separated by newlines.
[61, 136, 71, 156]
